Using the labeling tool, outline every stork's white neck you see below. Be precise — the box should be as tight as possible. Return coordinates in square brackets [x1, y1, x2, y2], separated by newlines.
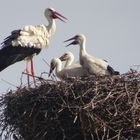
[79, 39, 87, 54]
[47, 18, 56, 35]
[55, 59, 62, 76]
[78, 38, 87, 66]
[64, 56, 74, 67]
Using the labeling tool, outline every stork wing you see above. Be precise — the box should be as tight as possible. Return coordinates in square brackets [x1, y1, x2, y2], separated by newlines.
[0, 45, 41, 72]
[18, 25, 49, 48]
[86, 53, 108, 70]
[2, 25, 49, 49]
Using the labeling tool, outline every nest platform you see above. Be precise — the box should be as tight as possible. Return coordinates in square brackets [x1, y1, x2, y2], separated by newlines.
[0, 71, 140, 140]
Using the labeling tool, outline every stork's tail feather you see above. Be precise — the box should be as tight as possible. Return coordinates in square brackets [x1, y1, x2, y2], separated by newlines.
[114, 71, 120, 75]
[107, 65, 120, 75]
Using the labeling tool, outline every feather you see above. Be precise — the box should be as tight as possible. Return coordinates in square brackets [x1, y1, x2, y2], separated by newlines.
[107, 65, 120, 75]
[0, 45, 41, 71]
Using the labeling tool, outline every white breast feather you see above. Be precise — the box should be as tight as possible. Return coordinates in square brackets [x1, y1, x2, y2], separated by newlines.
[12, 25, 50, 48]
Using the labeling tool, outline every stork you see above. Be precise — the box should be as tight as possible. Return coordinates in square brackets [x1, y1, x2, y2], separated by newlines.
[0, 7, 67, 84]
[59, 51, 75, 67]
[59, 51, 82, 68]
[64, 34, 120, 76]
[49, 57, 87, 80]
[59, 51, 88, 75]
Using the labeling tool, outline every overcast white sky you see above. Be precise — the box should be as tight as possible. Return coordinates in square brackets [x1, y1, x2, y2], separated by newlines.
[0, 0, 140, 93]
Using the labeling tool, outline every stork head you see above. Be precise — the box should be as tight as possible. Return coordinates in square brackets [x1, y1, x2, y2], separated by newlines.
[48, 58, 61, 77]
[64, 34, 86, 47]
[59, 51, 74, 61]
[44, 8, 67, 22]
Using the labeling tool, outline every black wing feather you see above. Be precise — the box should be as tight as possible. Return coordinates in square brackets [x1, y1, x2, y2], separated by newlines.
[0, 30, 41, 72]
[107, 65, 120, 75]
[0, 45, 41, 72]
[1, 29, 21, 46]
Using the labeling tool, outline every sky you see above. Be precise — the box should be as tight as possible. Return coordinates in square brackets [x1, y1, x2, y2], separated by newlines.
[0, 0, 140, 93]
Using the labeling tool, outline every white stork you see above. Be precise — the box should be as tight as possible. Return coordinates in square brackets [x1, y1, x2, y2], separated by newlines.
[49, 56, 88, 80]
[59, 51, 88, 75]
[59, 51, 82, 68]
[64, 34, 120, 76]
[0, 7, 67, 84]
[59, 51, 75, 67]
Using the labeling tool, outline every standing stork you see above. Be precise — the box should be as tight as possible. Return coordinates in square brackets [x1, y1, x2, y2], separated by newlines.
[64, 34, 120, 76]
[0, 7, 67, 84]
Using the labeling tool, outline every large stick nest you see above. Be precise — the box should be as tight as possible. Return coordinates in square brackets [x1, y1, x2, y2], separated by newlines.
[0, 71, 140, 140]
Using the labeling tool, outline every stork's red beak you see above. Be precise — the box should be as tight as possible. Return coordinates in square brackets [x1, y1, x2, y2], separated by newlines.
[64, 36, 78, 47]
[52, 11, 67, 22]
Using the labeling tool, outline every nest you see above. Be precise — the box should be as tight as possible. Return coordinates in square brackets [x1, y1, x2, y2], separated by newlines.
[0, 71, 140, 140]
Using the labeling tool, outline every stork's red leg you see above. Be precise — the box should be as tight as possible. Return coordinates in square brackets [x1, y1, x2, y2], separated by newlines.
[26, 61, 30, 86]
[31, 58, 36, 86]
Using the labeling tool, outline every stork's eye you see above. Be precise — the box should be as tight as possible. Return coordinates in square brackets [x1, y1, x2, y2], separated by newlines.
[75, 35, 79, 39]
[48, 8, 53, 12]
[65, 54, 68, 57]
